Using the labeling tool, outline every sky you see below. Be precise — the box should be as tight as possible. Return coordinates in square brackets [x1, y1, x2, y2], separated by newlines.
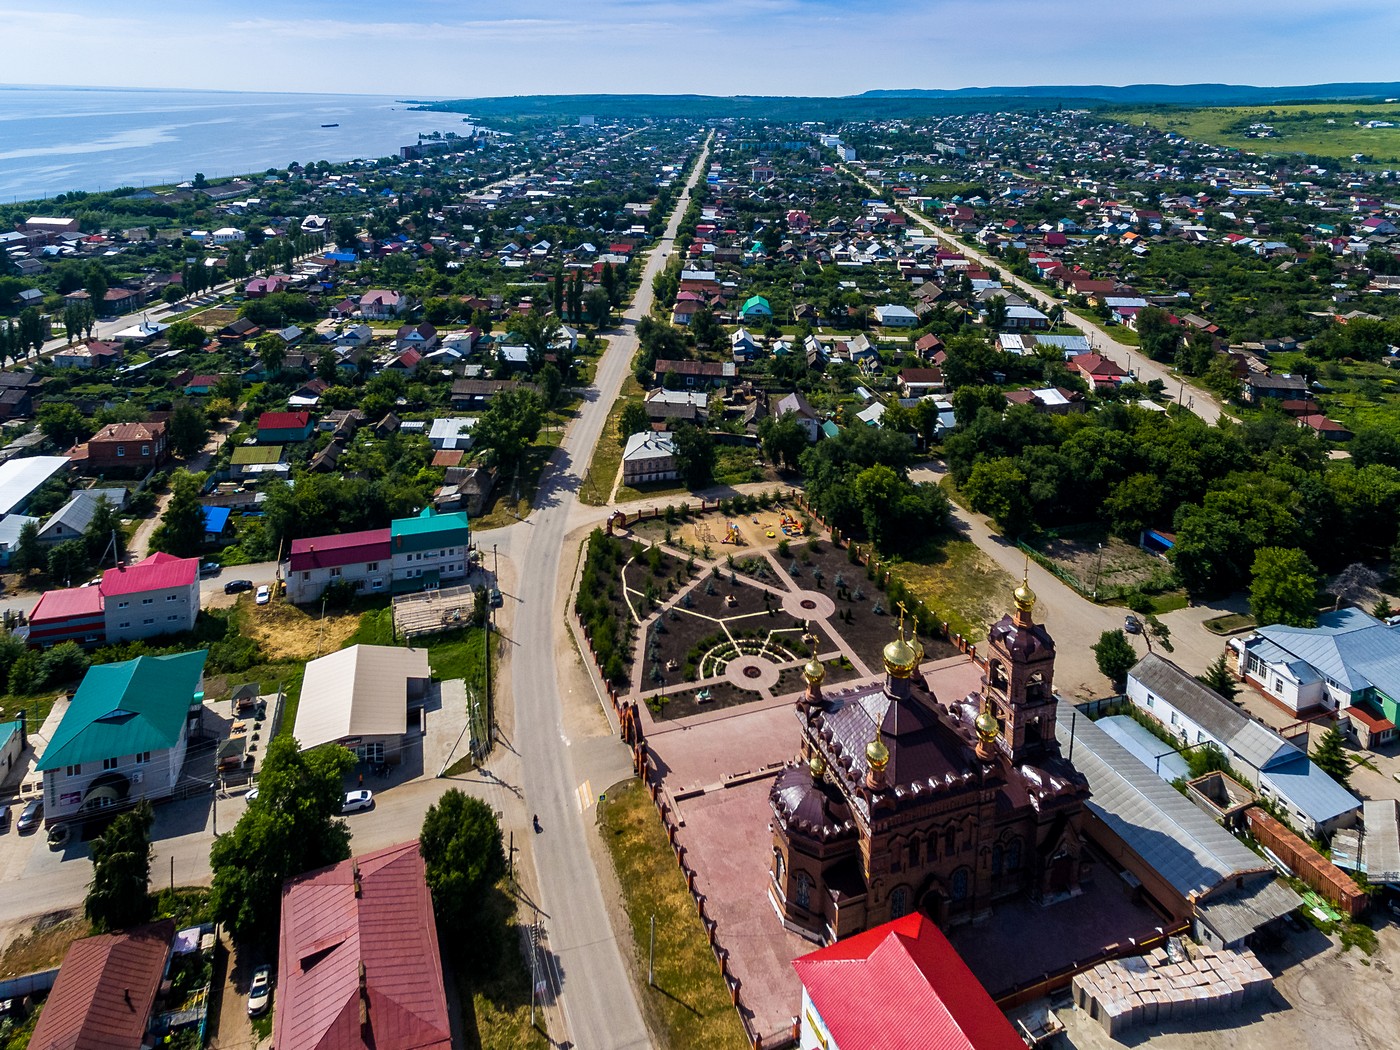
[3, 0, 1398, 98]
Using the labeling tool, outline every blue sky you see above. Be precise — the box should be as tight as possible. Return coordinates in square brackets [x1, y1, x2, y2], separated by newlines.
[3, 0, 1397, 96]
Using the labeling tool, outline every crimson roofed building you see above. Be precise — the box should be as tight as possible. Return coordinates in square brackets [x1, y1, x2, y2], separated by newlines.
[792, 913, 1023, 1050]
[276, 841, 451, 1050]
[285, 527, 392, 603]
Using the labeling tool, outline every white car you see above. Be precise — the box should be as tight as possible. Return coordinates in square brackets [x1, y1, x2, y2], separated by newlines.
[247, 965, 272, 1017]
[341, 789, 374, 814]
[255, 584, 271, 605]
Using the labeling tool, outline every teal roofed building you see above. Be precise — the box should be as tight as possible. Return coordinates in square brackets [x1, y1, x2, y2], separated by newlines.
[390, 508, 471, 593]
[37, 650, 207, 826]
[740, 295, 772, 318]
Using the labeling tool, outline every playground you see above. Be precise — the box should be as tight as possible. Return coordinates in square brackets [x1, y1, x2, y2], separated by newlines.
[638, 506, 809, 554]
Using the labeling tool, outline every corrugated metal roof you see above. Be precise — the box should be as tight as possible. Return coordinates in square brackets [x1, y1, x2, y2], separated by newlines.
[1363, 799, 1400, 882]
[1058, 711, 1266, 899]
[1196, 875, 1302, 945]
[275, 842, 451, 1050]
[37, 651, 207, 771]
[1254, 609, 1400, 697]
[294, 645, 429, 751]
[29, 584, 104, 624]
[289, 528, 392, 572]
[1130, 654, 1298, 773]
[0, 455, 70, 516]
[793, 913, 1024, 1050]
[100, 551, 197, 597]
[1259, 755, 1360, 827]
[26, 920, 175, 1050]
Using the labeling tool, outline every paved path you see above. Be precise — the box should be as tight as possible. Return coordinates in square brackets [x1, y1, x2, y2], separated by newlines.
[504, 134, 712, 1050]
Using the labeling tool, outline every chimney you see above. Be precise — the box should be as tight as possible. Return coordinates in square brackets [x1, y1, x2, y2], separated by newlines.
[352, 859, 362, 898]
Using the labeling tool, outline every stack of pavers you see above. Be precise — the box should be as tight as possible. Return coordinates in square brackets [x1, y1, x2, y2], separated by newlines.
[1071, 943, 1272, 1038]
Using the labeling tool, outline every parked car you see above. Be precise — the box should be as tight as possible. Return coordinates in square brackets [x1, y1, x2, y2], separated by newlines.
[255, 585, 271, 605]
[16, 799, 42, 833]
[200, 561, 221, 577]
[247, 965, 272, 1017]
[1124, 614, 1143, 634]
[341, 789, 374, 814]
[0, 802, 10, 832]
[245, 788, 259, 802]
[488, 587, 503, 609]
[224, 579, 254, 595]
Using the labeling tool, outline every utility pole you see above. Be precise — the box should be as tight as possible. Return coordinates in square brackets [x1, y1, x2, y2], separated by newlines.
[649, 913, 656, 987]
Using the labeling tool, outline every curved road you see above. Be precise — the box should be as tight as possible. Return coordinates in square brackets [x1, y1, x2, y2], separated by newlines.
[510, 134, 711, 1050]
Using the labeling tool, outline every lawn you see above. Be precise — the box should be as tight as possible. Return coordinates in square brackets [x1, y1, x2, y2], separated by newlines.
[457, 881, 551, 1050]
[1104, 102, 1400, 164]
[887, 538, 1017, 643]
[597, 778, 749, 1050]
[1270, 350, 1400, 432]
[582, 376, 645, 506]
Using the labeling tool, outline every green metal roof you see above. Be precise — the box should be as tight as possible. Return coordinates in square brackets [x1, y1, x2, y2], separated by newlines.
[37, 651, 208, 771]
[0, 720, 20, 747]
[230, 445, 283, 465]
[390, 508, 470, 553]
[741, 295, 770, 312]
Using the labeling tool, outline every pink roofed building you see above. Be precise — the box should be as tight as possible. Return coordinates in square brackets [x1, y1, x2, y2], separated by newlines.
[276, 841, 451, 1050]
[285, 528, 392, 604]
[793, 913, 1023, 1050]
[27, 585, 105, 648]
[101, 551, 199, 643]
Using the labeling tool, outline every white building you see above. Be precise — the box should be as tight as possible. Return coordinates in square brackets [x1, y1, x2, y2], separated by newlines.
[100, 552, 200, 644]
[621, 432, 677, 485]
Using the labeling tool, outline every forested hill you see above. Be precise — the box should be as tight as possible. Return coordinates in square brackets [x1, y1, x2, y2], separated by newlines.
[412, 83, 1400, 121]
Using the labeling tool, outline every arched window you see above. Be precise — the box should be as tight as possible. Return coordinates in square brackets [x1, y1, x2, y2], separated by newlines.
[907, 839, 920, 869]
[992, 845, 1004, 877]
[951, 868, 970, 902]
[773, 850, 785, 886]
[794, 871, 812, 910]
[1006, 837, 1023, 872]
[890, 886, 910, 919]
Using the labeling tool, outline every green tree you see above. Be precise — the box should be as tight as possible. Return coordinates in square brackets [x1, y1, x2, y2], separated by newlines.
[1136, 306, 1180, 363]
[419, 790, 506, 959]
[11, 520, 44, 577]
[254, 333, 286, 376]
[1249, 546, 1319, 628]
[165, 320, 207, 353]
[83, 494, 124, 565]
[209, 737, 355, 946]
[474, 387, 543, 477]
[151, 473, 208, 557]
[167, 400, 210, 459]
[507, 311, 562, 372]
[671, 422, 715, 489]
[758, 411, 809, 472]
[617, 400, 650, 448]
[983, 295, 1008, 331]
[1093, 629, 1138, 690]
[47, 539, 92, 587]
[1103, 473, 1167, 539]
[690, 305, 721, 348]
[584, 286, 612, 329]
[37, 402, 89, 449]
[85, 801, 154, 932]
[1311, 727, 1353, 791]
[316, 348, 338, 384]
[963, 457, 1032, 536]
[85, 263, 109, 316]
[1198, 653, 1240, 702]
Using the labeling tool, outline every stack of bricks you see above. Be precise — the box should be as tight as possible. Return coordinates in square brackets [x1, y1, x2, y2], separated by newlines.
[1071, 943, 1272, 1038]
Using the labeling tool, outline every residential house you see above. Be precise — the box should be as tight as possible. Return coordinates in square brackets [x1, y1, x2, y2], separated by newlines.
[229, 444, 287, 481]
[740, 294, 772, 318]
[390, 508, 470, 594]
[73, 420, 169, 472]
[1126, 654, 1359, 836]
[36, 650, 207, 824]
[26, 586, 106, 648]
[427, 417, 476, 451]
[102, 551, 200, 643]
[26, 921, 177, 1050]
[654, 359, 735, 388]
[449, 378, 535, 411]
[359, 289, 406, 320]
[435, 466, 496, 516]
[1243, 372, 1310, 404]
[275, 841, 451, 1050]
[37, 488, 126, 546]
[256, 410, 315, 443]
[622, 432, 678, 485]
[286, 528, 392, 604]
[1002, 304, 1051, 330]
[874, 303, 919, 327]
[1003, 386, 1087, 415]
[897, 368, 945, 398]
[643, 388, 709, 424]
[52, 340, 123, 370]
[1068, 352, 1127, 390]
[293, 645, 431, 763]
[775, 391, 821, 442]
[0, 513, 36, 568]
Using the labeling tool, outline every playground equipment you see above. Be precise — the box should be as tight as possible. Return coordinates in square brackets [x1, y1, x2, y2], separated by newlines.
[723, 521, 744, 546]
[779, 513, 804, 537]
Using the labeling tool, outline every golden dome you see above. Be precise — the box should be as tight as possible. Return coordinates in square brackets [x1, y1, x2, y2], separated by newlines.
[866, 736, 890, 771]
[882, 635, 922, 678]
[1014, 576, 1036, 614]
[975, 706, 1000, 745]
[809, 751, 827, 778]
[802, 657, 826, 684]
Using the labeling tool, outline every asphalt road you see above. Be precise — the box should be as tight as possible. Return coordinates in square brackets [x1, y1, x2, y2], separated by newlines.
[501, 134, 712, 1050]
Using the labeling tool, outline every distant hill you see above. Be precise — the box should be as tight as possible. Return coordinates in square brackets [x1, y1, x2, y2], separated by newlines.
[413, 84, 1400, 122]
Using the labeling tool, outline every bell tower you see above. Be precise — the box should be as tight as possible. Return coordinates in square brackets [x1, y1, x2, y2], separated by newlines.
[984, 572, 1058, 762]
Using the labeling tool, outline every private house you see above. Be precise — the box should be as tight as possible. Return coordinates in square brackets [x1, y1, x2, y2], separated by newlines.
[1126, 654, 1359, 837]
[275, 841, 451, 1050]
[643, 388, 709, 425]
[449, 378, 534, 411]
[775, 390, 821, 442]
[27, 921, 177, 1050]
[285, 528, 392, 604]
[653, 358, 736, 388]
[427, 417, 476, 451]
[1232, 609, 1400, 739]
[1003, 386, 1087, 415]
[256, 410, 315, 444]
[1243, 373, 1310, 404]
[73, 421, 169, 472]
[390, 509, 470, 593]
[202, 506, 232, 544]
[1059, 711, 1302, 950]
[229, 444, 287, 481]
[37, 488, 125, 547]
[793, 913, 1024, 1050]
[874, 303, 919, 327]
[1068, 352, 1127, 390]
[740, 295, 772, 318]
[0, 513, 36, 569]
[52, 340, 123, 370]
[293, 645, 431, 763]
[36, 650, 207, 824]
[359, 289, 406, 320]
[1002, 304, 1051, 330]
[897, 368, 945, 398]
[622, 431, 678, 485]
[102, 551, 200, 643]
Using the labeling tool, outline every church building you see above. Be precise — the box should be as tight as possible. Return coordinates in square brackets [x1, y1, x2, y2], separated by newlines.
[769, 579, 1091, 941]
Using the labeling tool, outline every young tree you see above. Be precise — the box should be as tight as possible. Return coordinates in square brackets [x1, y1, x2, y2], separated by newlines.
[83, 494, 124, 565]
[11, 520, 44, 577]
[1198, 653, 1241, 702]
[254, 333, 286, 376]
[1093, 629, 1138, 690]
[584, 287, 612, 329]
[165, 321, 207, 353]
[167, 400, 210, 459]
[209, 737, 355, 946]
[85, 801, 154, 932]
[1311, 727, 1353, 791]
[617, 400, 650, 448]
[1250, 547, 1319, 628]
[419, 790, 506, 952]
[48, 540, 92, 588]
[151, 473, 208, 557]
[983, 294, 1008, 331]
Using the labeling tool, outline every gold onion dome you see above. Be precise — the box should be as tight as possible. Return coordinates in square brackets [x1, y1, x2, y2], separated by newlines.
[975, 707, 999, 746]
[803, 657, 827, 684]
[866, 736, 890, 771]
[809, 751, 828, 778]
[882, 635, 922, 678]
[1014, 577, 1036, 614]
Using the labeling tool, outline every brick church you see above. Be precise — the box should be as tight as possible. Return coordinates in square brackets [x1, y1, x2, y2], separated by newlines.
[769, 578, 1091, 941]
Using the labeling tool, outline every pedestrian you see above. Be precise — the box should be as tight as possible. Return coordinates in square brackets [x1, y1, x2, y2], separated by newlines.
[358, 773, 363, 788]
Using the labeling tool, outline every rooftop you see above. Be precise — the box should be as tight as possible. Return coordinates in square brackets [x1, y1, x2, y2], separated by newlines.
[293, 644, 430, 752]
[101, 551, 198, 597]
[0, 455, 70, 516]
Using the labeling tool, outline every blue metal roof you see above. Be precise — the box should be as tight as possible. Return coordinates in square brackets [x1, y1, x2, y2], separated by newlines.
[202, 506, 231, 533]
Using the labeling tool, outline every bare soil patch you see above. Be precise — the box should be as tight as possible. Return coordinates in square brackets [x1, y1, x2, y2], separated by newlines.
[242, 597, 362, 660]
[1036, 530, 1173, 597]
[0, 911, 90, 978]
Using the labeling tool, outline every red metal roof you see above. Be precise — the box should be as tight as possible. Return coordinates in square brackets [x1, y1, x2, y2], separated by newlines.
[275, 841, 451, 1050]
[792, 913, 1023, 1050]
[258, 410, 312, 431]
[101, 551, 197, 597]
[29, 585, 104, 624]
[289, 528, 392, 572]
[27, 920, 175, 1050]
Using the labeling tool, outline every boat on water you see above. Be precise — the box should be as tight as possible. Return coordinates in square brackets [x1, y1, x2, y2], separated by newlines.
[321, 123, 339, 128]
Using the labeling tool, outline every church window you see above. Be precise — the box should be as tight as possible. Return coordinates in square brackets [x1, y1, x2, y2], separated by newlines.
[1006, 838, 1023, 871]
[907, 839, 920, 868]
[890, 886, 910, 919]
[992, 845, 1004, 876]
[773, 851, 785, 887]
[794, 871, 812, 910]
[951, 868, 970, 902]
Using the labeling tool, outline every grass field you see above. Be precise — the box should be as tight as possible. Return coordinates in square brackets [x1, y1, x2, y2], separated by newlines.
[1269, 350, 1400, 431]
[582, 376, 645, 506]
[597, 778, 749, 1050]
[1105, 102, 1400, 162]
[886, 538, 1014, 644]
